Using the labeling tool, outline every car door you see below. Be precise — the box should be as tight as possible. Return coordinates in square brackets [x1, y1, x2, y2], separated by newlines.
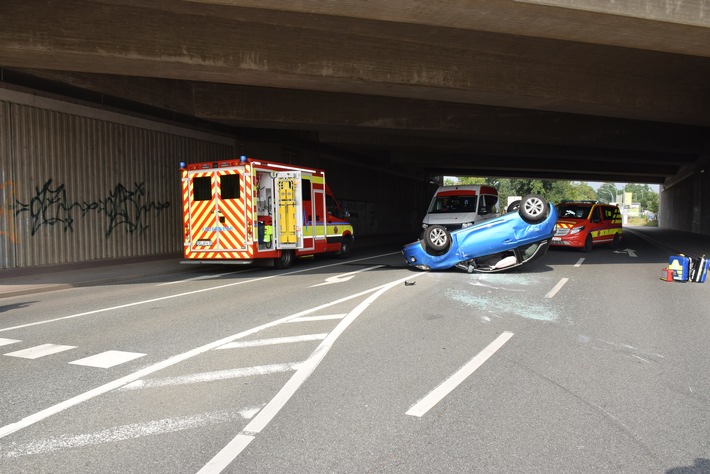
[589, 205, 605, 244]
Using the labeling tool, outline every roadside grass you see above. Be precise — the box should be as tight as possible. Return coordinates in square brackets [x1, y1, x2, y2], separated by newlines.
[628, 216, 658, 227]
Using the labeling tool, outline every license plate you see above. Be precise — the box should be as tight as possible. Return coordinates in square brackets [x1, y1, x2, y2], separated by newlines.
[196, 239, 212, 246]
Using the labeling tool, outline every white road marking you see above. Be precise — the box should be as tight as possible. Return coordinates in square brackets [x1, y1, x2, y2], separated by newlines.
[1, 407, 262, 459]
[545, 278, 569, 298]
[574, 258, 585, 267]
[406, 331, 514, 418]
[0, 279, 397, 439]
[198, 273, 425, 473]
[217, 334, 327, 349]
[5, 344, 76, 359]
[69, 350, 146, 369]
[0, 252, 400, 334]
[288, 314, 346, 323]
[309, 265, 386, 287]
[0, 338, 21, 347]
[120, 362, 303, 391]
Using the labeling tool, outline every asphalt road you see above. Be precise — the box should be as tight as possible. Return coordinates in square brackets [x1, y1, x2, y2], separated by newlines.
[1, 229, 709, 473]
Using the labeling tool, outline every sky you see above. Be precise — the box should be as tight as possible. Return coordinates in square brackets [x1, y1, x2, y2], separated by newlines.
[586, 181, 660, 192]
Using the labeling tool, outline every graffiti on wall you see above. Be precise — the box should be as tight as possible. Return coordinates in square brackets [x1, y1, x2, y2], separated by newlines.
[14, 179, 171, 237]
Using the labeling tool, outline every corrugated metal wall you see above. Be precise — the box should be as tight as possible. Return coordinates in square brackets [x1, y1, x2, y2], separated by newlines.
[0, 88, 236, 269]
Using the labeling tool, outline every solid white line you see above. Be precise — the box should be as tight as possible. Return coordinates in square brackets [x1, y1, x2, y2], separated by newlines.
[545, 278, 569, 298]
[156, 269, 257, 286]
[69, 350, 146, 369]
[0, 280, 394, 439]
[120, 362, 303, 391]
[288, 314, 346, 323]
[5, 344, 76, 359]
[197, 435, 255, 474]
[198, 273, 425, 473]
[0, 251, 400, 334]
[574, 258, 585, 267]
[406, 332, 514, 418]
[217, 334, 327, 349]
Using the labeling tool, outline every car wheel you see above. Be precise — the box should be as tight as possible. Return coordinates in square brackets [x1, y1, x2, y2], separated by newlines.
[337, 235, 353, 258]
[610, 233, 620, 250]
[506, 200, 521, 213]
[274, 250, 294, 268]
[424, 225, 451, 253]
[583, 234, 593, 252]
[519, 194, 548, 223]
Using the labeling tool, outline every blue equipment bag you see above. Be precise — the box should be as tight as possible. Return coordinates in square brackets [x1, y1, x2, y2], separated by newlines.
[668, 255, 690, 282]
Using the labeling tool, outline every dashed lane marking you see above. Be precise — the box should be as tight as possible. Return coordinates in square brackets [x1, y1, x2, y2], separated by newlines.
[5, 344, 76, 359]
[69, 351, 147, 369]
[545, 278, 569, 298]
[406, 331, 515, 418]
[0, 338, 21, 347]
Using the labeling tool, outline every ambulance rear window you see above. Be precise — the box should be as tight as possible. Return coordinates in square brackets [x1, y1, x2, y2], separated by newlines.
[221, 174, 240, 200]
[193, 177, 212, 201]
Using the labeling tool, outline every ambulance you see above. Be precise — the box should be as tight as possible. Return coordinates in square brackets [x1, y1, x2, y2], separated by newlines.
[181, 156, 354, 268]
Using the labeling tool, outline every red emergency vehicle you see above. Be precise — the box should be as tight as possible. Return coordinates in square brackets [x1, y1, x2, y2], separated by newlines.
[181, 157, 354, 268]
[552, 200, 622, 251]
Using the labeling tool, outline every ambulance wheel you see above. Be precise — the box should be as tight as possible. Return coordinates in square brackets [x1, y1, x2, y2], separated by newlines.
[275, 250, 294, 269]
[424, 225, 450, 253]
[519, 194, 548, 223]
[583, 234, 593, 252]
[337, 235, 353, 258]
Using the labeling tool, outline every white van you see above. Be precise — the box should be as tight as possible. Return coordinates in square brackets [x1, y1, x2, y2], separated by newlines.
[422, 185, 499, 231]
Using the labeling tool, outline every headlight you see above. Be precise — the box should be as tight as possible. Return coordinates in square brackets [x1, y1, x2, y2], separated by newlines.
[422, 224, 429, 229]
[570, 226, 585, 235]
[461, 222, 474, 228]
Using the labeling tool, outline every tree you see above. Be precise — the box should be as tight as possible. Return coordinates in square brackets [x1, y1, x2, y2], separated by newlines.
[446, 177, 600, 209]
[624, 183, 658, 212]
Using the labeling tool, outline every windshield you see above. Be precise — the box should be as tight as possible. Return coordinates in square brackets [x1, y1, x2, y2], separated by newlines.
[428, 195, 477, 213]
[556, 204, 592, 219]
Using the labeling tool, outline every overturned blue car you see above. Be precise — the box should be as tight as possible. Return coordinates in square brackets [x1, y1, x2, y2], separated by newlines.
[402, 194, 558, 272]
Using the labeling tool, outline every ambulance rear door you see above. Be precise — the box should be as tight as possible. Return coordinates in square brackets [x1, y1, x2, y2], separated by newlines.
[186, 167, 248, 253]
[273, 171, 303, 249]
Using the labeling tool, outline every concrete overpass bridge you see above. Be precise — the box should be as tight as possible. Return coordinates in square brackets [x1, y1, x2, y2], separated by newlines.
[1, 0, 710, 268]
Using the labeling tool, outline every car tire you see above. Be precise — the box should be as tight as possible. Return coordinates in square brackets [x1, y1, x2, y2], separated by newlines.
[424, 225, 451, 253]
[610, 233, 620, 250]
[519, 194, 548, 223]
[583, 234, 593, 252]
[274, 249, 294, 268]
[506, 200, 521, 213]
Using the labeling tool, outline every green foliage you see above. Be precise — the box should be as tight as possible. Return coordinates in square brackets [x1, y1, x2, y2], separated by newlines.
[445, 177, 658, 211]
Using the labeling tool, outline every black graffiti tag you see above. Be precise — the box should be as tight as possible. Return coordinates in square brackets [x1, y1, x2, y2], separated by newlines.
[15, 179, 170, 237]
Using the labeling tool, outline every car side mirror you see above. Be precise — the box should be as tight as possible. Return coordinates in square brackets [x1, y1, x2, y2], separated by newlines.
[479, 207, 488, 215]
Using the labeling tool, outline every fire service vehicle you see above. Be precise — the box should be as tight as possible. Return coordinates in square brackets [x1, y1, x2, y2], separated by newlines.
[181, 157, 354, 268]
